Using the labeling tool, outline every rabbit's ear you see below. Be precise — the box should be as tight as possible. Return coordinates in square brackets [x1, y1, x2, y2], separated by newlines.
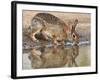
[71, 19, 78, 33]
[73, 19, 78, 28]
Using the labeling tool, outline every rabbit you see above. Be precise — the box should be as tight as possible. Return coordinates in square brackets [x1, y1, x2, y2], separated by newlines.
[28, 46, 67, 68]
[28, 44, 79, 68]
[27, 13, 79, 45]
[71, 19, 79, 44]
[28, 48, 43, 69]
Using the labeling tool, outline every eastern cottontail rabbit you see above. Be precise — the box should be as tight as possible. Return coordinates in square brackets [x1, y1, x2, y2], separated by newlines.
[28, 13, 79, 45]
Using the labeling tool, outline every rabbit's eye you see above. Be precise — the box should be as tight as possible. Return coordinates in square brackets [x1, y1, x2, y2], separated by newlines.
[73, 35, 75, 38]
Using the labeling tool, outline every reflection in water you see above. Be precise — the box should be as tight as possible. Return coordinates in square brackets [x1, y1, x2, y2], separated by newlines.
[28, 44, 79, 69]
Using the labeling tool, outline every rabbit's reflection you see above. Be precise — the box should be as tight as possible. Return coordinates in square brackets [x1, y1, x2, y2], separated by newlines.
[67, 44, 79, 67]
[28, 44, 79, 69]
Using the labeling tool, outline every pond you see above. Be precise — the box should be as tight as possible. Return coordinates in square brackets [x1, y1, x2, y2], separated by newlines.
[22, 44, 91, 69]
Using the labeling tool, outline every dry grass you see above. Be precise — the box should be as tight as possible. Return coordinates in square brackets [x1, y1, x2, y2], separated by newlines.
[23, 10, 91, 29]
[23, 10, 91, 41]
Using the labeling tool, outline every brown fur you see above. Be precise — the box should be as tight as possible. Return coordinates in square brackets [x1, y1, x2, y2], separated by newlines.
[28, 13, 79, 45]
